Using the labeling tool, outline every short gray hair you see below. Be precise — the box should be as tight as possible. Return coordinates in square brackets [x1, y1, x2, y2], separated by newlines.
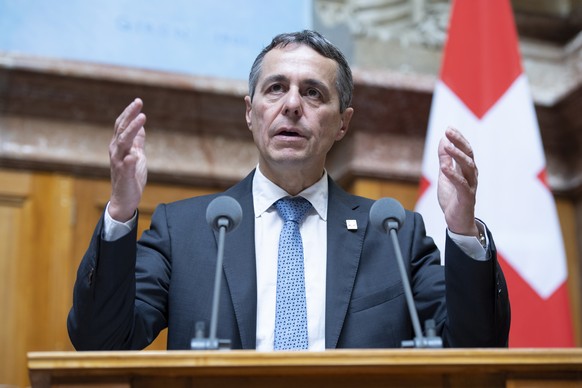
[248, 30, 353, 113]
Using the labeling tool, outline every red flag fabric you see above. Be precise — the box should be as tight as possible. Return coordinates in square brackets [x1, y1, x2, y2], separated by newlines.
[415, 0, 574, 347]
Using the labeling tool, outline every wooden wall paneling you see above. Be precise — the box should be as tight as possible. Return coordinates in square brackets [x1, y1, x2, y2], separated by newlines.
[0, 170, 75, 387]
[348, 177, 420, 210]
[29, 173, 75, 354]
[0, 170, 34, 387]
[556, 197, 582, 346]
[0, 166, 578, 388]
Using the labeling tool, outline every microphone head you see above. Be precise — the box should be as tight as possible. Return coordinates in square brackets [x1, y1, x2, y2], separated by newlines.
[206, 196, 243, 232]
[369, 197, 406, 232]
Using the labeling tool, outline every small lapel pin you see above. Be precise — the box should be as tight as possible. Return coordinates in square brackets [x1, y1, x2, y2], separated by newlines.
[346, 219, 358, 231]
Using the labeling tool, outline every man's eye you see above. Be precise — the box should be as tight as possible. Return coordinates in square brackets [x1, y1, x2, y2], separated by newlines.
[269, 84, 284, 93]
[306, 88, 321, 98]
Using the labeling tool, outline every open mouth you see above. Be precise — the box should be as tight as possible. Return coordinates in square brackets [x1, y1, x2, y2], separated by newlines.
[279, 131, 301, 137]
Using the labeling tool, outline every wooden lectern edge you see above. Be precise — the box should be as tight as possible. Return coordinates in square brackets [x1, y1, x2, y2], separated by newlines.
[27, 348, 582, 371]
[26, 349, 582, 388]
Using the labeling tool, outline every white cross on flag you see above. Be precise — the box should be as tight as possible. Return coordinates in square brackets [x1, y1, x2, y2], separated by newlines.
[415, 0, 574, 346]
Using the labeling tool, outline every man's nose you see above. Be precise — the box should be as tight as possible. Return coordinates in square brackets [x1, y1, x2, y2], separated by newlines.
[282, 89, 303, 117]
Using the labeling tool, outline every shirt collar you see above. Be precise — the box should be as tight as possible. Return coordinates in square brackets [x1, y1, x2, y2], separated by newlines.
[252, 165, 328, 221]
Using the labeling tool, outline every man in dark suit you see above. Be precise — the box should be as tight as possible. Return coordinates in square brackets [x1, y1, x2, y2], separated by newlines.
[67, 30, 510, 350]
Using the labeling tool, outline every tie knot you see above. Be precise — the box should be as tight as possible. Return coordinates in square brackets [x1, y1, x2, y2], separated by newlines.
[275, 197, 312, 223]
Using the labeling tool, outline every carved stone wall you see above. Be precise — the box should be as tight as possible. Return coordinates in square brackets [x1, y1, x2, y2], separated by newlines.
[0, 0, 580, 195]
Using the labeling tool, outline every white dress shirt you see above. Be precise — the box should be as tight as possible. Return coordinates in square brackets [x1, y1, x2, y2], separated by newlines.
[252, 167, 328, 351]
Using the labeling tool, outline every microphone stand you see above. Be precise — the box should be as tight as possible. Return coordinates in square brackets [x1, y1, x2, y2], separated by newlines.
[190, 217, 232, 350]
[385, 220, 442, 349]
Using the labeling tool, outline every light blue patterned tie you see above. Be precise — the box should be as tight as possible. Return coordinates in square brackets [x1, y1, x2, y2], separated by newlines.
[274, 196, 312, 350]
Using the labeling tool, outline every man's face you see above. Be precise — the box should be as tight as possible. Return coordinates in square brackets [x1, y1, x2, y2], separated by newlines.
[245, 44, 353, 179]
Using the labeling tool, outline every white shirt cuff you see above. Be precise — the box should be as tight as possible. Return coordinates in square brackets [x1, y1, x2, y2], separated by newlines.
[447, 220, 488, 261]
[103, 202, 137, 241]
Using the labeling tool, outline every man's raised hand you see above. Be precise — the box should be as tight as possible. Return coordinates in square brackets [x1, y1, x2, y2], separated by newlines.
[108, 98, 147, 222]
[437, 127, 480, 237]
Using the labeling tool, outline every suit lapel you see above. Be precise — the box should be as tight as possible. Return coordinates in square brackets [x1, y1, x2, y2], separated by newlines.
[217, 172, 257, 349]
[325, 178, 368, 348]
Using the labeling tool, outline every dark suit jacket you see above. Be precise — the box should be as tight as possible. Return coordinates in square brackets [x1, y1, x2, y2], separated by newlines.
[68, 171, 510, 350]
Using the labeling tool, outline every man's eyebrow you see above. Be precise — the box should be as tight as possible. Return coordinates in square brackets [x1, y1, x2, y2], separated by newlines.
[261, 74, 288, 87]
[260, 75, 331, 96]
[303, 79, 331, 95]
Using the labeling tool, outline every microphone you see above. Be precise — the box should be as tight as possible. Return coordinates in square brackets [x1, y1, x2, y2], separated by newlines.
[369, 198, 442, 348]
[206, 195, 243, 233]
[191, 196, 242, 350]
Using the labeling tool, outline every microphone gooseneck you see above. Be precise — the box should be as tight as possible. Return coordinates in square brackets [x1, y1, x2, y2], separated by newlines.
[192, 195, 242, 350]
[369, 197, 442, 348]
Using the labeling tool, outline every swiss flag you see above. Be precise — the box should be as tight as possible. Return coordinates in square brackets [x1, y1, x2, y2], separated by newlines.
[415, 0, 574, 346]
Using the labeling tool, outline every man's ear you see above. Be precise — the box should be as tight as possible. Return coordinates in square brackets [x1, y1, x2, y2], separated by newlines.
[244, 96, 252, 129]
[336, 107, 354, 141]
